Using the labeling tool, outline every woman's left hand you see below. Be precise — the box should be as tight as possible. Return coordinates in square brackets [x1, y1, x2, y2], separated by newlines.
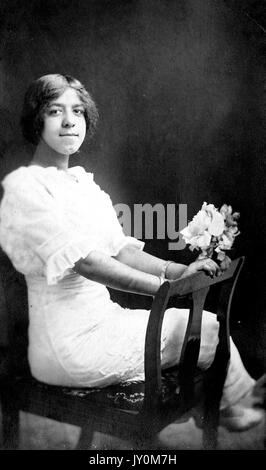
[183, 257, 222, 278]
[183, 254, 232, 279]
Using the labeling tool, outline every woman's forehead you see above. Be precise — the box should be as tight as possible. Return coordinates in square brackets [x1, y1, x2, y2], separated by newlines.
[49, 87, 83, 105]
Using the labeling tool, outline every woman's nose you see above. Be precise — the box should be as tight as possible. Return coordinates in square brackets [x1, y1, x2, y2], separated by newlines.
[62, 111, 75, 127]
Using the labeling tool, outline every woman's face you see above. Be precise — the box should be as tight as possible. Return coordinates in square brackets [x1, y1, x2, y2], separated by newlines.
[41, 87, 87, 155]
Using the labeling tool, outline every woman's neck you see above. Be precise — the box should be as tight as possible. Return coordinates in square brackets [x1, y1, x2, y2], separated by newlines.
[30, 140, 70, 171]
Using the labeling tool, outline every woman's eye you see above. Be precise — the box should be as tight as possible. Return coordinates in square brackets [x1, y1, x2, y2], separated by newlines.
[48, 108, 61, 116]
[74, 108, 85, 115]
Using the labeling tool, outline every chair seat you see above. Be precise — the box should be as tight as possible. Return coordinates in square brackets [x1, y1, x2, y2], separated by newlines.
[18, 376, 146, 412]
[7, 367, 203, 417]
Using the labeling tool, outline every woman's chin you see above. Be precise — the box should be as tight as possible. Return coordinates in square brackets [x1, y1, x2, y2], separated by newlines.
[58, 145, 80, 156]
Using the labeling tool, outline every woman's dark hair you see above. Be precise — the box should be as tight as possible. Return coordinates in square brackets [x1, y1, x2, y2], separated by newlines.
[20, 74, 99, 145]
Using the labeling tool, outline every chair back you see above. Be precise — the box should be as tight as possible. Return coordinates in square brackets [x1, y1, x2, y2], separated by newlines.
[0, 249, 30, 378]
[144, 257, 245, 411]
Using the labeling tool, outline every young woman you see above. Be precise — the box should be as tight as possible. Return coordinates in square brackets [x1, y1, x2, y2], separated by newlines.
[0, 74, 263, 432]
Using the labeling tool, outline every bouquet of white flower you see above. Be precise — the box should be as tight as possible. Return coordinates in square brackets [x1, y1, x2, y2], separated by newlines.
[180, 202, 240, 261]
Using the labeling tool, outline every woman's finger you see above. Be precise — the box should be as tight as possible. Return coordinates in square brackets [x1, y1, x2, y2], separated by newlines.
[200, 259, 221, 277]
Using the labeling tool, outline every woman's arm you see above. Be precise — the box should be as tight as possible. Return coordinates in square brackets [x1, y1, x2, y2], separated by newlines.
[74, 250, 161, 296]
[74, 246, 225, 297]
[114, 245, 230, 279]
[114, 244, 187, 280]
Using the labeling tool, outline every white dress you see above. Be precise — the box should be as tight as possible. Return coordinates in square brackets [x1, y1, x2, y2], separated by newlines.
[0, 165, 254, 407]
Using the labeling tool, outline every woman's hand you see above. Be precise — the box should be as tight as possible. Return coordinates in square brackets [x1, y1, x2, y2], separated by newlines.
[181, 255, 231, 279]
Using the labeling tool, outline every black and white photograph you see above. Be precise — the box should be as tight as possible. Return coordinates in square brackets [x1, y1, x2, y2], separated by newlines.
[0, 0, 265, 453]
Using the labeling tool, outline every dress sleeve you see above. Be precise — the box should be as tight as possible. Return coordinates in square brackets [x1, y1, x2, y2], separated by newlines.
[94, 184, 145, 256]
[0, 172, 109, 285]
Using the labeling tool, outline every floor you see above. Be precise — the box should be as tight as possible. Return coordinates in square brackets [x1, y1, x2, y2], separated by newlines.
[0, 406, 265, 450]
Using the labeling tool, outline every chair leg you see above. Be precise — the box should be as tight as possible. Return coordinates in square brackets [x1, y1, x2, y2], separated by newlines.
[1, 398, 19, 449]
[75, 421, 95, 450]
[202, 370, 224, 450]
[201, 322, 229, 450]
[202, 406, 219, 450]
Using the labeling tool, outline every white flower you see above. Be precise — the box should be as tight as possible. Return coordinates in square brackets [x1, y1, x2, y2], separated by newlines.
[208, 210, 225, 237]
[202, 202, 225, 236]
[220, 204, 232, 218]
[180, 202, 225, 241]
[194, 231, 212, 249]
[216, 233, 233, 251]
[180, 201, 240, 259]
[186, 208, 211, 236]
[184, 231, 212, 251]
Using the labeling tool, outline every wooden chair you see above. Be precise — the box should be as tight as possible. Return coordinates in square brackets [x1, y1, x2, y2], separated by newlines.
[0, 252, 245, 450]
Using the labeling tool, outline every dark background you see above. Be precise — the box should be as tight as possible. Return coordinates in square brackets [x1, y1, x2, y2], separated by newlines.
[0, 0, 265, 376]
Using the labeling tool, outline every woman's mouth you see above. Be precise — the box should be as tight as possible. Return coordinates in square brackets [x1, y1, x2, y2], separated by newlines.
[60, 134, 78, 137]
